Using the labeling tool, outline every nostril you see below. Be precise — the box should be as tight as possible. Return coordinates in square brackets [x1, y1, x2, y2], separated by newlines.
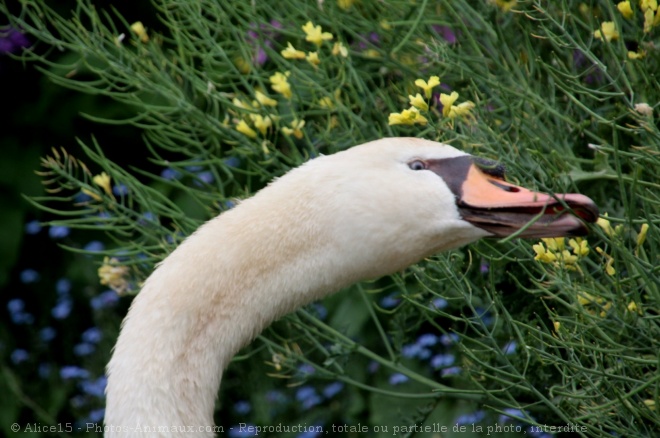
[488, 180, 520, 192]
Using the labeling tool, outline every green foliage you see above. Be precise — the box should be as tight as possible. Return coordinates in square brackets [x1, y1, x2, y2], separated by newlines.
[2, 0, 659, 436]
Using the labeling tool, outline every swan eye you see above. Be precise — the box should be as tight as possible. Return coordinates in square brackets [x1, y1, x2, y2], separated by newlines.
[408, 160, 427, 171]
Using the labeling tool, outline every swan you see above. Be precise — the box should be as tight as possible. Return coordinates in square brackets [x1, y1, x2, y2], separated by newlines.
[104, 137, 597, 436]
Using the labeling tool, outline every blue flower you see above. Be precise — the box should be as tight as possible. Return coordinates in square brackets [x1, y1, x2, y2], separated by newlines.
[49, 225, 70, 239]
[20, 269, 40, 284]
[80, 376, 107, 397]
[380, 293, 400, 309]
[7, 298, 24, 314]
[473, 307, 494, 327]
[11, 349, 29, 364]
[455, 410, 485, 425]
[308, 302, 327, 320]
[295, 386, 321, 410]
[88, 408, 105, 423]
[297, 363, 316, 377]
[502, 340, 517, 355]
[82, 327, 103, 344]
[431, 353, 455, 369]
[431, 297, 448, 310]
[417, 333, 438, 347]
[60, 366, 90, 380]
[499, 408, 525, 424]
[161, 168, 181, 180]
[224, 157, 241, 168]
[265, 390, 288, 404]
[39, 327, 57, 342]
[52, 298, 73, 319]
[233, 400, 251, 415]
[56, 278, 72, 295]
[24, 220, 42, 234]
[440, 333, 459, 346]
[38, 363, 51, 378]
[322, 381, 344, 399]
[367, 360, 380, 374]
[194, 171, 215, 186]
[112, 184, 129, 196]
[388, 373, 409, 385]
[74, 343, 95, 356]
[441, 366, 461, 377]
[84, 241, 105, 253]
[401, 343, 431, 360]
[8, 299, 34, 325]
[90, 290, 119, 310]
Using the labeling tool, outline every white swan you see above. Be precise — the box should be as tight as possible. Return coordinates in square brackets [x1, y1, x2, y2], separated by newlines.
[104, 137, 597, 436]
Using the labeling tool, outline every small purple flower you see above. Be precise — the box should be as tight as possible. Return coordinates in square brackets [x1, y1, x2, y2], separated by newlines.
[388, 373, 409, 385]
[295, 386, 321, 410]
[367, 360, 380, 374]
[20, 269, 40, 284]
[194, 171, 215, 186]
[480, 260, 490, 274]
[49, 225, 70, 239]
[60, 366, 90, 380]
[11, 348, 29, 364]
[432, 25, 458, 44]
[24, 220, 42, 234]
[441, 366, 461, 377]
[401, 343, 431, 360]
[7, 298, 25, 314]
[8, 298, 34, 325]
[233, 400, 252, 415]
[0, 27, 30, 54]
[431, 353, 455, 369]
[297, 363, 316, 377]
[322, 381, 344, 399]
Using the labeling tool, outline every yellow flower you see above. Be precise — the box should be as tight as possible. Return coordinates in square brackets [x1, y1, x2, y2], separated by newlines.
[640, 0, 658, 12]
[281, 42, 306, 60]
[495, 0, 517, 12]
[130, 21, 149, 43]
[440, 92, 459, 117]
[415, 76, 441, 98]
[643, 7, 660, 33]
[593, 22, 619, 42]
[388, 107, 428, 126]
[232, 97, 252, 111]
[254, 91, 278, 107]
[302, 21, 333, 46]
[637, 223, 650, 247]
[93, 172, 113, 196]
[644, 399, 656, 410]
[553, 321, 561, 332]
[560, 250, 578, 265]
[235, 120, 257, 138]
[332, 42, 348, 57]
[281, 119, 306, 139]
[448, 101, 475, 119]
[270, 71, 292, 99]
[617, 1, 634, 19]
[596, 215, 614, 236]
[596, 247, 616, 276]
[318, 96, 334, 109]
[306, 51, 321, 66]
[233, 56, 251, 74]
[98, 257, 130, 294]
[533, 243, 558, 263]
[408, 93, 429, 111]
[569, 238, 590, 257]
[380, 20, 392, 30]
[627, 301, 640, 313]
[628, 50, 646, 59]
[337, 0, 355, 10]
[249, 115, 273, 136]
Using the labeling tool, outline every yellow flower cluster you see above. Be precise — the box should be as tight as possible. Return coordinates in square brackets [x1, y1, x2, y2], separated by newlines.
[82, 172, 114, 201]
[577, 291, 612, 317]
[618, 0, 660, 33]
[130, 21, 149, 43]
[593, 21, 619, 42]
[280, 21, 345, 69]
[389, 75, 475, 126]
[532, 237, 589, 269]
[232, 90, 280, 139]
[98, 257, 130, 294]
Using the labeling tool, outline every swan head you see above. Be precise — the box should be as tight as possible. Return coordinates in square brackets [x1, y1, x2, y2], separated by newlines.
[275, 137, 598, 279]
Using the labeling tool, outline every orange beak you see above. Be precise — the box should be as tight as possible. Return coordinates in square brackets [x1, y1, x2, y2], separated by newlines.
[429, 156, 599, 238]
